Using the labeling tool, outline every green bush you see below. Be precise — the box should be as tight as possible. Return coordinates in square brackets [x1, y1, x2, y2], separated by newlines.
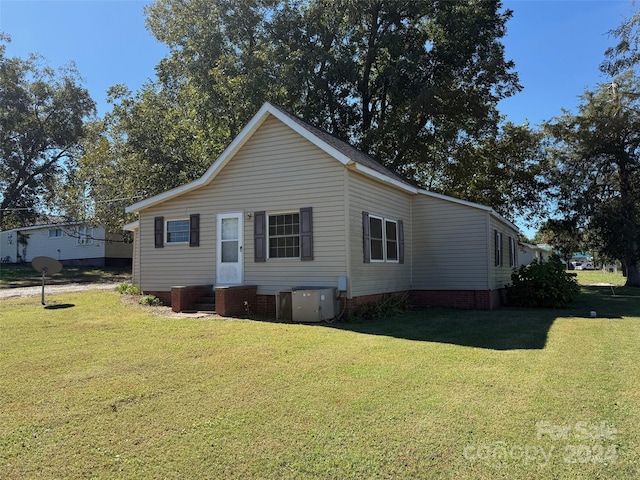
[115, 282, 140, 295]
[506, 255, 580, 308]
[140, 295, 161, 306]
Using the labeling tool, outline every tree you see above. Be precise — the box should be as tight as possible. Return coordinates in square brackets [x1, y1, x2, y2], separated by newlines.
[80, 0, 542, 229]
[144, 0, 523, 189]
[545, 73, 640, 287]
[0, 35, 95, 230]
[601, 7, 640, 77]
[536, 218, 584, 266]
[433, 122, 549, 223]
[63, 82, 222, 232]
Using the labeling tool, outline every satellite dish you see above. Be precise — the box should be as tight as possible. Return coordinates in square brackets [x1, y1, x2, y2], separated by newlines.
[31, 256, 63, 305]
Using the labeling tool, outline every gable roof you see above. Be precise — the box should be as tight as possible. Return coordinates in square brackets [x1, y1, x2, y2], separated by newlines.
[126, 102, 414, 213]
[125, 102, 518, 231]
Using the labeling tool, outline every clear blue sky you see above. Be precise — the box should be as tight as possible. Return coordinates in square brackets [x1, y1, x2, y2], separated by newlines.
[0, 0, 637, 235]
[1, 0, 635, 122]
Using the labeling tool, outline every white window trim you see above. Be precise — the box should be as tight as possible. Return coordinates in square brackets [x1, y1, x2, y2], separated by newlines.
[509, 236, 516, 267]
[77, 226, 94, 245]
[165, 219, 190, 245]
[49, 228, 63, 238]
[495, 231, 503, 266]
[368, 214, 399, 263]
[267, 211, 301, 260]
[385, 219, 399, 264]
[369, 214, 385, 263]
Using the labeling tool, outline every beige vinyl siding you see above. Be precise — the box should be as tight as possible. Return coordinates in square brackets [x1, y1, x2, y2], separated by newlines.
[411, 196, 490, 290]
[347, 171, 412, 297]
[138, 115, 348, 294]
[490, 216, 518, 290]
[131, 228, 141, 286]
[104, 232, 133, 259]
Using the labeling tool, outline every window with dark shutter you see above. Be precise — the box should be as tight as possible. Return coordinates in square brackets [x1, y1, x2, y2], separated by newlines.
[254, 211, 266, 262]
[363, 211, 371, 263]
[509, 236, 516, 267]
[154, 216, 164, 248]
[300, 207, 313, 261]
[495, 230, 503, 266]
[189, 214, 200, 247]
[398, 220, 405, 264]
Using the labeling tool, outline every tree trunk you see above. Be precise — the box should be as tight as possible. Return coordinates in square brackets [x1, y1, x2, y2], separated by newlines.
[624, 242, 640, 287]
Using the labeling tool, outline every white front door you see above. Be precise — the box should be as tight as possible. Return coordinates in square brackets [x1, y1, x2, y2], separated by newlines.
[216, 213, 243, 285]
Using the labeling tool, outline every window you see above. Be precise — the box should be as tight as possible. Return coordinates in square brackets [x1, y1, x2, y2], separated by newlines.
[254, 208, 312, 262]
[509, 236, 516, 267]
[49, 228, 62, 238]
[268, 212, 300, 258]
[494, 230, 503, 266]
[369, 216, 384, 261]
[363, 212, 403, 263]
[77, 226, 94, 245]
[154, 215, 199, 248]
[166, 220, 190, 244]
[385, 219, 398, 261]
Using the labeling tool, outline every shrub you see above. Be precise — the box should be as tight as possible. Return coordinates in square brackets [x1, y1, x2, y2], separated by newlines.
[506, 255, 580, 308]
[353, 292, 410, 320]
[115, 282, 140, 295]
[140, 295, 161, 306]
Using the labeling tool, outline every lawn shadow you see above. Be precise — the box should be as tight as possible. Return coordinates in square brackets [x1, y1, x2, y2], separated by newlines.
[44, 303, 75, 310]
[323, 287, 639, 350]
[571, 285, 640, 319]
[326, 308, 558, 350]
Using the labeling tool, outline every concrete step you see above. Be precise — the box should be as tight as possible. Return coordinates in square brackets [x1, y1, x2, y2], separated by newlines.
[191, 302, 216, 312]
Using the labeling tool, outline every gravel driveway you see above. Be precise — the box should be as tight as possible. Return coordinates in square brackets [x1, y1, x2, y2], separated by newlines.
[0, 282, 120, 299]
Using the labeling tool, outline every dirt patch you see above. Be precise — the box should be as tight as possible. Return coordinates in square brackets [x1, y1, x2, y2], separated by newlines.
[118, 294, 222, 319]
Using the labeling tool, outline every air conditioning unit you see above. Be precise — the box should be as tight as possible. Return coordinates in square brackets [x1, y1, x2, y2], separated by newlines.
[277, 288, 337, 322]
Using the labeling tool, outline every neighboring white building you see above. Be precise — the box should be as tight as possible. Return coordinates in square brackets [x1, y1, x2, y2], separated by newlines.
[518, 243, 554, 266]
[0, 222, 132, 267]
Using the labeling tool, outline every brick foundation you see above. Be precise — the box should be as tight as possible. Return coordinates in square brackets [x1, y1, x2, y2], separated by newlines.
[145, 287, 503, 318]
[409, 289, 501, 310]
[144, 290, 172, 307]
[255, 294, 276, 318]
[215, 285, 257, 317]
[255, 289, 501, 320]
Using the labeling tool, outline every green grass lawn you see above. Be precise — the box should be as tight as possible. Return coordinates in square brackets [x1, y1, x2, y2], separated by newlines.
[0, 264, 131, 288]
[1, 287, 639, 479]
[574, 269, 626, 286]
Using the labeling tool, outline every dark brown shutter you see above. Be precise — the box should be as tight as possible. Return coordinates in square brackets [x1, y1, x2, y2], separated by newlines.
[398, 219, 405, 264]
[254, 211, 266, 262]
[189, 214, 200, 247]
[300, 207, 313, 261]
[154, 216, 164, 248]
[363, 211, 370, 263]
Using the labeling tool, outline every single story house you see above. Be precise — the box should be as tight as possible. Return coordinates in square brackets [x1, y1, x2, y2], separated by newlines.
[125, 103, 519, 318]
[518, 243, 553, 266]
[0, 222, 133, 267]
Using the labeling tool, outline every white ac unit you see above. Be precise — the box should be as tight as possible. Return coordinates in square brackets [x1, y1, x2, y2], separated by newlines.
[277, 288, 337, 322]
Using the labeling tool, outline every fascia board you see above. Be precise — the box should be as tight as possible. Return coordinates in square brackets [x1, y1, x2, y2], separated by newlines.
[123, 221, 139, 231]
[351, 163, 418, 194]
